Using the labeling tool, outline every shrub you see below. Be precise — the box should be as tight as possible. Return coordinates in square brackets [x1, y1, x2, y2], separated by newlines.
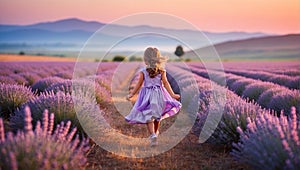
[129, 56, 142, 62]
[193, 84, 262, 146]
[112, 55, 126, 62]
[207, 91, 262, 145]
[18, 72, 41, 86]
[257, 87, 285, 108]
[212, 95, 262, 145]
[0, 76, 16, 85]
[10, 91, 104, 137]
[287, 76, 300, 89]
[0, 106, 89, 170]
[54, 71, 73, 79]
[0, 83, 35, 119]
[95, 76, 111, 91]
[46, 79, 111, 106]
[225, 75, 240, 87]
[268, 75, 292, 87]
[229, 79, 255, 96]
[232, 107, 300, 169]
[242, 82, 275, 101]
[268, 91, 300, 116]
[9, 74, 28, 85]
[32, 77, 64, 93]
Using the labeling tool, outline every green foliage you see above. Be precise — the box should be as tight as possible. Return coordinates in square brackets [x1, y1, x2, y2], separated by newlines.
[19, 51, 25, 55]
[129, 56, 142, 62]
[175, 45, 184, 57]
[112, 55, 126, 62]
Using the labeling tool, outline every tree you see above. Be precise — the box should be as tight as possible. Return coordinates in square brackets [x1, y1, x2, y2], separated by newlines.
[19, 51, 25, 55]
[174, 45, 184, 58]
[112, 55, 126, 62]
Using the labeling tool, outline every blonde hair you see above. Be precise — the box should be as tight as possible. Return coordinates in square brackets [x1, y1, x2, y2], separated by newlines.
[143, 47, 167, 78]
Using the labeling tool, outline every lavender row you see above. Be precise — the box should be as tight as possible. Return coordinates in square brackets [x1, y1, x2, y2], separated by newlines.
[187, 65, 300, 116]
[0, 62, 118, 86]
[172, 64, 300, 169]
[168, 64, 262, 145]
[221, 61, 300, 76]
[224, 69, 300, 89]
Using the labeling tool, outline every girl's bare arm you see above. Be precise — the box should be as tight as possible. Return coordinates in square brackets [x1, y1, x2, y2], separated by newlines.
[127, 72, 144, 99]
[161, 70, 180, 100]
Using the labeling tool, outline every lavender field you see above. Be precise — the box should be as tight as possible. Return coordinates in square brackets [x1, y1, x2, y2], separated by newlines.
[0, 61, 299, 169]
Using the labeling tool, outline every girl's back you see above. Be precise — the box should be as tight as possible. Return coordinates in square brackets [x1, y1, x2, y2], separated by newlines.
[142, 68, 162, 88]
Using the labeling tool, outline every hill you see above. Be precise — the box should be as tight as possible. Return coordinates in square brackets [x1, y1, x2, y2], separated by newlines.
[185, 34, 300, 61]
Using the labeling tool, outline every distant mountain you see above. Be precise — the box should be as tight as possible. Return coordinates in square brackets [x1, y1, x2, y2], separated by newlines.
[0, 18, 105, 32]
[0, 18, 269, 46]
[185, 34, 300, 60]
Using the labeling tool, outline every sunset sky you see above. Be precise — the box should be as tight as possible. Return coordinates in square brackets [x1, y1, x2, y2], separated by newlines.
[0, 0, 299, 34]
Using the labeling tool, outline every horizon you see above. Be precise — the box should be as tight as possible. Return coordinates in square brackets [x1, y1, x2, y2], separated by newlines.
[0, 0, 299, 35]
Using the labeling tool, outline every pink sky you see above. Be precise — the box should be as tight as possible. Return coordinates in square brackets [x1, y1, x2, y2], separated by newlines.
[0, 0, 299, 34]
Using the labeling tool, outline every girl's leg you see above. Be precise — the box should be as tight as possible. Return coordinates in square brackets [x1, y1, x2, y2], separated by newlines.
[147, 121, 158, 146]
[147, 122, 155, 135]
[154, 120, 160, 134]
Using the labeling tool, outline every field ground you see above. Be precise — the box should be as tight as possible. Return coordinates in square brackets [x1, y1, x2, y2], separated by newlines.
[86, 104, 248, 170]
[0, 54, 77, 62]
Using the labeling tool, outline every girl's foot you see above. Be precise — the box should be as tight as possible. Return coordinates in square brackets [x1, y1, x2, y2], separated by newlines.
[150, 133, 158, 147]
[155, 131, 160, 136]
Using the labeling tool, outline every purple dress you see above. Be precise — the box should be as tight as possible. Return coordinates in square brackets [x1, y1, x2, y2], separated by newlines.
[125, 68, 182, 124]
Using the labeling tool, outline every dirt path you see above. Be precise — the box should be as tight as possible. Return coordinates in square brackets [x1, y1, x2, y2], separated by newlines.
[85, 104, 248, 169]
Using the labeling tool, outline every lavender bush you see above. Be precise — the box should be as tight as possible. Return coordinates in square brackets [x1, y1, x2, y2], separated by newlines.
[197, 90, 263, 145]
[11, 90, 103, 137]
[242, 82, 276, 101]
[287, 76, 300, 90]
[32, 76, 64, 93]
[46, 79, 111, 106]
[18, 72, 41, 86]
[0, 76, 16, 85]
[186, 69, 261, 145]
[0, 106, 89, 170]
[229, 79, 256, 96]
[212, 94, 262, 144]
[54, 71, 73, 79]
[0, 83, 35, 119]
[225, 75, 240, 88]
[232, 107, 300, 169]
[268, 90, 300, 116]
[9, 74, 28, 85]
[257, 87, 285, 108]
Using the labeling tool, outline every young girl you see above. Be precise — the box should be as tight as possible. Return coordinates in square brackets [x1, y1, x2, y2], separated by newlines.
[125, 47, 182, 146]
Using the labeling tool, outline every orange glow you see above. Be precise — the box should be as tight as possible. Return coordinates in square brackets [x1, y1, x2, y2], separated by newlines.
[0, 0, 299, 34]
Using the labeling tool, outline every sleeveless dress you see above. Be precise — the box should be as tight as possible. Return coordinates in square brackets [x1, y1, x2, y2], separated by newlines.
[125, 68, 182, 124]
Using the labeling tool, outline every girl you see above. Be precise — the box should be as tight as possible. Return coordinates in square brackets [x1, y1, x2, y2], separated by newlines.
[125, 47, 182, 146]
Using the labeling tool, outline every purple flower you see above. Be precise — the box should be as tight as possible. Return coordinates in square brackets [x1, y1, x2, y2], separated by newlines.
[232, 107, 300, 169]
[0, 83, 35, 119]
[0, 106, 89, 170]
[32, 76, 64, 93]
